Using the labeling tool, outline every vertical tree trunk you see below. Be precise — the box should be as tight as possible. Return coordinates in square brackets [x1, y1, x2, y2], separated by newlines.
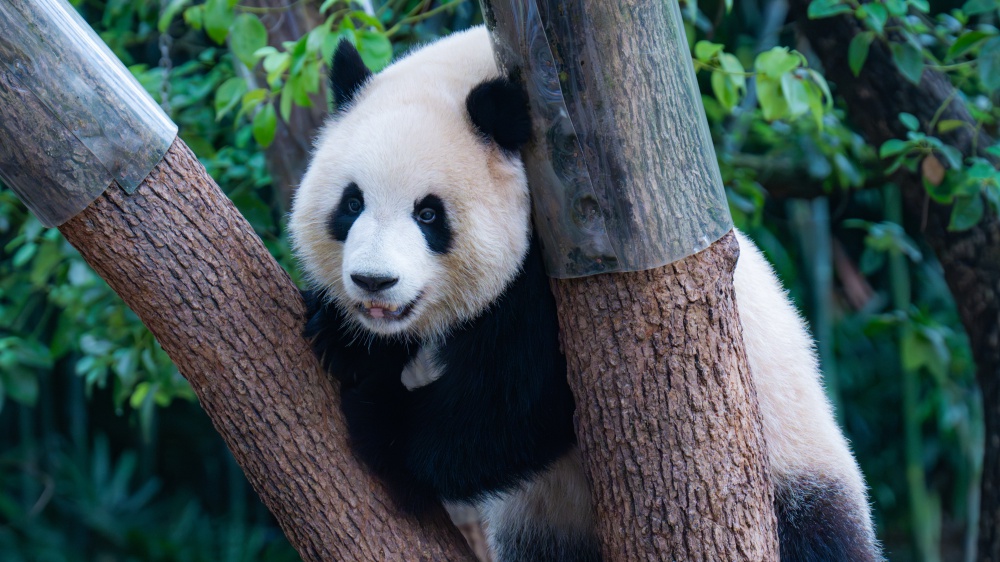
[552, 232, 779, 561]
[483, 0, 778, 557]
[242, 0, 328, 208]
[58, 138, 472, 562]
[790, 6, 1000, 560]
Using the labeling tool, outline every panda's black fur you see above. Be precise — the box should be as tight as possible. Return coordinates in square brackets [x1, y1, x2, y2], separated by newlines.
[295, 29, 881, 562]
[304, 233, 574, 514]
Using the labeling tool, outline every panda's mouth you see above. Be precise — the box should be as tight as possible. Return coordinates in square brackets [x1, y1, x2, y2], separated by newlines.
[357, 295, 420, 321]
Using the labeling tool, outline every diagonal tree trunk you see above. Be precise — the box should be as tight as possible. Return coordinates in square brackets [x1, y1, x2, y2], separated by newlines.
[58, 138, 473, 562]
[790, 6, 1000, 560]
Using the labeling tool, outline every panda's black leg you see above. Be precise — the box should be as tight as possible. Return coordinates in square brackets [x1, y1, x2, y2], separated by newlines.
[775, 476, 881, 562]
[340, 367, 438, 514]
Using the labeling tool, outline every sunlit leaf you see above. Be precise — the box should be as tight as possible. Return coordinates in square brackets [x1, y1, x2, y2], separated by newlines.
[231, 14, 268, 68]
[203, 0, 233, 45]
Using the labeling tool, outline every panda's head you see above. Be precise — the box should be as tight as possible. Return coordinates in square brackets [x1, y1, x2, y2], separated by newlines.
[290, 27, 532, 339]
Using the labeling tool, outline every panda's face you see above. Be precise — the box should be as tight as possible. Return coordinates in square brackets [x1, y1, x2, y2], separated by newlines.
[291, 86, 531, 339]
[291, 29, 533, 338]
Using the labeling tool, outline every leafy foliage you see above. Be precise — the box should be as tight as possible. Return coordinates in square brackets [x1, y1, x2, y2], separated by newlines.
[0, 0, 994, 560]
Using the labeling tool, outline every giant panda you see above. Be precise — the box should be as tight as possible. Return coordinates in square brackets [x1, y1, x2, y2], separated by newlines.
[289, 26, 881, 562]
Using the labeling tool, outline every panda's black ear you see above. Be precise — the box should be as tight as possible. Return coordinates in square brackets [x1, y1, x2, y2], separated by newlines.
[466, 74, 532, 152]
[330, 39, 373, 110]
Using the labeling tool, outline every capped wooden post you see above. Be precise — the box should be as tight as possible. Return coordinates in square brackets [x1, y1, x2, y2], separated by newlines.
[481, 1, 780, 559]
[0, 1, 472, 559]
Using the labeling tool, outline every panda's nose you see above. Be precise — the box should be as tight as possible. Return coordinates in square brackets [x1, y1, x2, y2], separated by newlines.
[351, 273, 399, 292]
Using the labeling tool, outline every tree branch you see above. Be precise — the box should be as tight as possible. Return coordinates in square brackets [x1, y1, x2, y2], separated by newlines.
[58, 138, 473, 562]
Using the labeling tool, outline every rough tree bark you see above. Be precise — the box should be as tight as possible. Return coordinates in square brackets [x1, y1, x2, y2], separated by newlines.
[58, 138, 473, 562]
[790, 6, 1000, 560]
[485, 0, 780, 558]
[552, 232, 779, 561]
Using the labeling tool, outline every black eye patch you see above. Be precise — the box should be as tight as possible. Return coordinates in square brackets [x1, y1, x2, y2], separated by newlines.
[328, 183, 364, 242]
[413, 194, 452, 254]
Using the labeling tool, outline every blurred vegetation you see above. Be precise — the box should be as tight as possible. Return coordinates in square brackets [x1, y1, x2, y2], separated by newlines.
[0, 0, 997, 560]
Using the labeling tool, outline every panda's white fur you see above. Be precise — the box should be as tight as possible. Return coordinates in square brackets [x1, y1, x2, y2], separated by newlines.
[291, 26, 880, 562]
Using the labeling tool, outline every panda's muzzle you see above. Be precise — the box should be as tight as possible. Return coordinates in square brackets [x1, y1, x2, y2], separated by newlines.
[357, 294, 421, 321]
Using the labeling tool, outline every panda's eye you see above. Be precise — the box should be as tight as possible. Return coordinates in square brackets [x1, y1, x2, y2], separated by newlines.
[417, 208, 436, 223]
[347, 198, 363, 214]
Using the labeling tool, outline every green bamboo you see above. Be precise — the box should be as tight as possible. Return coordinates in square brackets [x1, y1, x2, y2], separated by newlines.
[885, 185, 940, 562]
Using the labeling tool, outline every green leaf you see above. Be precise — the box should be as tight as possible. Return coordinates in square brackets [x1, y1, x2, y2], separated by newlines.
[230, 14, 268, 68]
[885, 0, 908, 16]
[306, 24, 330, 54]
[350, 10, 385, 32]
[781, 73, 810, 116]
[263, 51, 291, 86]
[901, 327, 949, 378]
[899, 112, 920, 131]
[880, 138, 910, 158]
[356, 30, 393, 71]
[204, 0, 233, 45]
[962, 0, 999, 15]
[806, 69, 833, 108]
[859, 3, 889, 33]
[757, 77, 789, 120]
[130, 381, 152, 409]
[252, 103, 277, 147]
[320, 0, 345, 12]
[808, 0, 853, 18]
[12, 242, 36, 268]
[280, 83, 294, 122]
[695, 40, 725, 61]
[937, 119, 966, 133]
[908, 0, 930, 11]
[158, 0, 191, 33]
[755, 47, 803, 78]
[949, 195, 984, 230]
[980, 37, 1000, 92]
[938, 144, 964, 169]
[848, 32, 875, 76]
[2, 368, 38, 406]
[891, 42, 925, 84]
[183, 5, 203, 30]
[806, 82, 826, 129]
[948, 30, 993, 60]
[214, 77, 246, 121]
[712, 71, 739, 110]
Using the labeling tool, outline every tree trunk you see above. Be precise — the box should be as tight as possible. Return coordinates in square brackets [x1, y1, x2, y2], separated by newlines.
[481, 0, 779, 558]
[58, 138, 472, 562]
[241, 0, 328, 208]
[790, 7, 1000, 560]
[552, 232, 779, 561]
